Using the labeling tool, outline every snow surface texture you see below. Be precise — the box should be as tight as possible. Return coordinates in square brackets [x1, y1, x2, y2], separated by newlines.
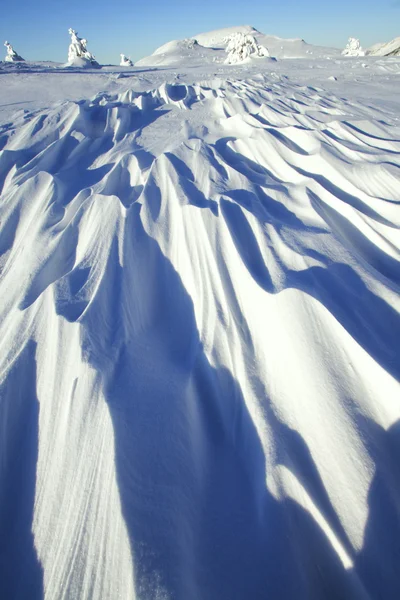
[224, 33, 269, 64]
[120, 54, 134, 67]
[66, 28, 99, 68]
[1, 26, 400, 600]
[342, 38, 365, 57]
[4, 41, 24, 62]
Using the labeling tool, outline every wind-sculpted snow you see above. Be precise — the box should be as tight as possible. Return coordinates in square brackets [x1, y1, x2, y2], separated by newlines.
[0, 74, 400, 600]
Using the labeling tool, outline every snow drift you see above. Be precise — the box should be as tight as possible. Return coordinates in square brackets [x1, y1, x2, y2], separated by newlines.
[0, 63, 400, 600]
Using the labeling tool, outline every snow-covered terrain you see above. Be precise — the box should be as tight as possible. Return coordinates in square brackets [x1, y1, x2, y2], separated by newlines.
[1, 25, 400, 600]
[368, 35, 400, 57]
[135, 38, 225, 67]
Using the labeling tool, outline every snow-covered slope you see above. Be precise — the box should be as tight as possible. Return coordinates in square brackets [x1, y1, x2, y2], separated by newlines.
[255, 33, 338, 58]
[136, 38, 226, 67]
[1, 54, 400, 600]
[368, 36, 400, 56]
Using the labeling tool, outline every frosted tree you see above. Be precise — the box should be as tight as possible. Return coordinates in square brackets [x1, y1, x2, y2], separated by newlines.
[120, 54, 133, 67]
[224, 33, 269, 64]
[342, 38, 365, 57]
[4, 41, 24, 62]
[182, 39, 198, 50]
[67, 29, 99, 65]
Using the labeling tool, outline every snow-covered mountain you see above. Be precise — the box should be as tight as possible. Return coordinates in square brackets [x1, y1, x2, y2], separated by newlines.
[367, 36, 400, 56]
[1, 35, 400, 600]
[136, 25, 340, 66]
[193, 24, 340, 58]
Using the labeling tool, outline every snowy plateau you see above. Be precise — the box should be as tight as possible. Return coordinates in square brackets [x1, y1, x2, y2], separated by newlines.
[0, 24, 400, 600]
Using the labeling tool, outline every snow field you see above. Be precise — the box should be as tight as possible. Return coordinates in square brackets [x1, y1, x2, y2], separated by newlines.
[0, 67, 400, 599]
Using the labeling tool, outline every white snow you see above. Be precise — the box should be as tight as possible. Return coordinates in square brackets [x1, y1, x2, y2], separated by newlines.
[136, 38, 226, 67]
[0, 24, 400, 600]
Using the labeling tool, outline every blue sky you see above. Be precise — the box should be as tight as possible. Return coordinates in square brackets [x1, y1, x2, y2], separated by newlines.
[1, 0, 399, 64]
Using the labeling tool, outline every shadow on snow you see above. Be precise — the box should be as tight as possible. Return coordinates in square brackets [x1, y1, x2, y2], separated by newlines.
[0, 341, 44, 600]
[76, 204, 400, 599]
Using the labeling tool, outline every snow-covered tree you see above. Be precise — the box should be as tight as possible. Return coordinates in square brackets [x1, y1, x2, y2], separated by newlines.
[120, 54, 133, 67]
[182, 39, 198, 50]
[4, 41, 24, 62]
[342, 38, 365, 57]
[67, 29, 99, 66]
[224, 33, 269, 64]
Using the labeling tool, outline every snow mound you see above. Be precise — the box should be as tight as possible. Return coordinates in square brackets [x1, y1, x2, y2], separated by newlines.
[342, 38, 365, 57]
[0, 71, 399, 600]
[136, 38, 225, 67]
[64, 56, 101, 69]
[153, 38, 200, 56]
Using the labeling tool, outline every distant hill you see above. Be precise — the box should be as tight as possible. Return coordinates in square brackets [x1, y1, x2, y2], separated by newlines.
[136, 25, 340, 66]
[367, 36, 400, 57]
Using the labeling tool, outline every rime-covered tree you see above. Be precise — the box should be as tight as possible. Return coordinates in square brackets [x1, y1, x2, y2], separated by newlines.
[342, 38, 365, 57]
[67, 29, 99, 66]
[224, 33, 269, 64]
[4, 41, 24, 62]
[120, 54, 133, 67]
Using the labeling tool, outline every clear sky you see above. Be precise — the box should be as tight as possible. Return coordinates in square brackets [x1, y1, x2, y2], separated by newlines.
[1, 0, 399, 64]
